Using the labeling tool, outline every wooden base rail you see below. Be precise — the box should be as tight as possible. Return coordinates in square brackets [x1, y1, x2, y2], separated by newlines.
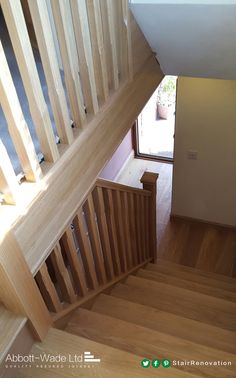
[53, 258, 152, 323]
[34, 173, 158, 319]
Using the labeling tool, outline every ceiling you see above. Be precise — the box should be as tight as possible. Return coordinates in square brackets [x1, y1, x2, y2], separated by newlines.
[130, 1, 236, 80]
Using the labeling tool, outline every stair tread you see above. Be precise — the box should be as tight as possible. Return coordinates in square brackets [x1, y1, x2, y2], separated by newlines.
[92, 293, 236, 354]
[137, 268, 236, 302]
[150, 260, 236, 290]
[0, 305, 26, 363]
[20, 328, 186, 378]
[112, 277, 236, 331]
[66, 308, 235, 378]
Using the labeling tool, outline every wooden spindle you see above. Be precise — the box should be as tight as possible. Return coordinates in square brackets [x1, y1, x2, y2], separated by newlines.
[128, 192, 138, 265]
[83, 195, 107, 284]
[137, 194, 145, 262]
[106, 0, 119, 90]
[50, 244, 77, 304]
[28, 0, 74, 145]
[61, 229, 88, 296]
[1, 0, 59, 163]
[0, 41, 42, 182]
[140, 194, 146, 258]
[51, 0, 86, 128]
[35, 263, 62, 313]
[70, 0, 99, 115]
[0, 140, 20, 205]
[112, 190, 128, 272]
[134, 193, 143, 263]
[141, 172, 159, 262]
[144, 195, 150, 259]
[100, 0, 117, 91]
[121, 191, 133, 268]
[103, 188, 122, 275]
[86, 0, 109, 102]
[73, 209, 99, 290]
[122, 0, 133, 81]
[92, 187, 115, 279]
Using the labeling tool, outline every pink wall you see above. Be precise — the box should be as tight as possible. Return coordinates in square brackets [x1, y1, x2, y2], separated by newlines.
[100, 130, 133, 180]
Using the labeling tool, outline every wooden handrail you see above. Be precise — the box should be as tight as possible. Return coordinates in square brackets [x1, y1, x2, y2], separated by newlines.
[96, 178, 151, 196]
[34, 174, 157, 321]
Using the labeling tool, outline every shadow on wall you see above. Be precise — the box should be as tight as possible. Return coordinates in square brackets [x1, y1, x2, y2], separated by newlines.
[100, 130, 133, 181]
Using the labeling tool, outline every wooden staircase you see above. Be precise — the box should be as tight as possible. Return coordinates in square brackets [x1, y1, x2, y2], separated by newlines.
[0, 160, 235, 377]
[20, 259, 236, 377]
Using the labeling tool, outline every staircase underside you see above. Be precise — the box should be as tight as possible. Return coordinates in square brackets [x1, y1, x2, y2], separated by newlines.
[130, 1, 236, 80]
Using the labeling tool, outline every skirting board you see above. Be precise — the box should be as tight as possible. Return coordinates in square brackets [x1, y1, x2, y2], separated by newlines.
[170, 213, 236, 231]
[114, 150, 135, 182]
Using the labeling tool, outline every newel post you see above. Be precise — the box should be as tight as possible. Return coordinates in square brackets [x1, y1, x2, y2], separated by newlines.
[140, 172, 159, 262]
[0, 230, 52, 341]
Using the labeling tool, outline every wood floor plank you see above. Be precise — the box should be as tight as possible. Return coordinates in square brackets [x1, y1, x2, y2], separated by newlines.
[179, 222, 207, 268]
[215, 232, 236, 276]
[196, 228, 229, 273]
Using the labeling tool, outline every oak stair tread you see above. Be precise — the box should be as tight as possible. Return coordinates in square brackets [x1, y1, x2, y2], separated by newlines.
[0, 305, 27, 363]
[111, 276, 236, 331]
[92, 293, 236, 354]
[18, 328, 197, 378]
[148, 260, 236, 291]
[65, 307, 235, 378]
[136, 268, 236, 302]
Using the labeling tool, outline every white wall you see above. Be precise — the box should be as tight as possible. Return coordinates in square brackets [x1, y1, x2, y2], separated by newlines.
[172, 77, 236, 227]
[130, 1, 236, 4]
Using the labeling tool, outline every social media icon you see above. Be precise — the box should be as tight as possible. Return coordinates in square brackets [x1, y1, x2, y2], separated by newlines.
[162, 359, 171, 368]
[152, 359, 160, 368]
[141, 359, 150, 368]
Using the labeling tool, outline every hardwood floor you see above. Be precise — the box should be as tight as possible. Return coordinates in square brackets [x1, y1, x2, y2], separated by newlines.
[116, 158, 236, 277]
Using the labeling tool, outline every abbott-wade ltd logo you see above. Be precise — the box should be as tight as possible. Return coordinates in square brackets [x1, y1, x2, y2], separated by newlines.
[4, 351, 101, 370]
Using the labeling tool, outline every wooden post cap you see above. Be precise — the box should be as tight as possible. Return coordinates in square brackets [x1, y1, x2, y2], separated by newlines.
[140, 172, 159, 185]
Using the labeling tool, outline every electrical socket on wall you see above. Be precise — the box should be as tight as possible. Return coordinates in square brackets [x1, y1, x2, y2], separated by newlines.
[187, 150, 198, 160]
